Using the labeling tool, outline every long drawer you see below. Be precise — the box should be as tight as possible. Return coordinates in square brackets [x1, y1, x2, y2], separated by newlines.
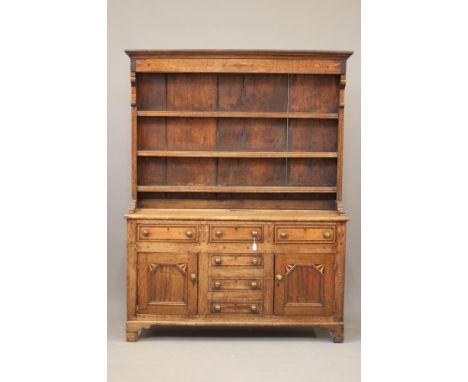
[209, 224, 264, 243]
[274, 224, 336, 243]
[137, 224, 199, 242]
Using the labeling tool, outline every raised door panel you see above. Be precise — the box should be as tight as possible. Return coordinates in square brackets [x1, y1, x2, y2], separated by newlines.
[137, 253, 197, 315]
[274, 254, 335, 316]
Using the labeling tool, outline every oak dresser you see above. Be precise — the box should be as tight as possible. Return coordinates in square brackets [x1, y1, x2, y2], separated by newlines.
[124, 50, 352, 342]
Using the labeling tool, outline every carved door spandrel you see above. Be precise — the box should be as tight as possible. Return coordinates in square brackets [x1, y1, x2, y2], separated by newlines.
[137, 253, 198, 315]
[274, 254, 335, 316]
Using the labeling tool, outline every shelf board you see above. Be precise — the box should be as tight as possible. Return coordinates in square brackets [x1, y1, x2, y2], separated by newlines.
[137, 150, 338, 158]
[137, 185, 337, 193]
[136, 110, 339, 119]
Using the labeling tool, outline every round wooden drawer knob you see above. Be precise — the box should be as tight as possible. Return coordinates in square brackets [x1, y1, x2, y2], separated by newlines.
[323, 231, 332, 239]
[215, 230, 223, 237]
[214, 304, 221, 312]
[279, 231, 287, 239]
[251, 258, 259, 265]
[250, 305, 257, 313]
[142, 229, 149, 237]
[250, 281, 258, 289]
[251, 231, 258, 238]
[185, 230, 193, 238]
[215, 257, 222, 265]
[214, 281, 221, 289]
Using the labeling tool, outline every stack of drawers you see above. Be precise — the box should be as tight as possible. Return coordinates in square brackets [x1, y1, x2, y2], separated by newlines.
[207, 224, 266, 316]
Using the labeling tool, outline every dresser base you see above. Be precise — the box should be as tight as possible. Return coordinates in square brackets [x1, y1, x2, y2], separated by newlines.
[126, 208, 348, 343]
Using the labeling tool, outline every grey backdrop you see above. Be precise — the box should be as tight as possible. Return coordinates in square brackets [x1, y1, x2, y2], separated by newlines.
[108, 0, 361, 338]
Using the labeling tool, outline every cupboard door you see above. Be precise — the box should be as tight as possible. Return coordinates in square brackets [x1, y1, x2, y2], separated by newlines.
[137, 253, 198, 315]
[274, 254, 334, 316]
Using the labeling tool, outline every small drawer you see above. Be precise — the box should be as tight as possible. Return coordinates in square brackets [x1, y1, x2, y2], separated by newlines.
[210, 254, 263, 268]
[275, 225, 336, 243]
[210, 301, 263, 315]
[209, 225, 263, 243]
[138, 224, 199, 242]
[210, 278, 263, 291]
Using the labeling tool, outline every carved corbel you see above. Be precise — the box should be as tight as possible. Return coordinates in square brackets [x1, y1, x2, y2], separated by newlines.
[339, 75, 346, 108]
[130, 72, 137, 107]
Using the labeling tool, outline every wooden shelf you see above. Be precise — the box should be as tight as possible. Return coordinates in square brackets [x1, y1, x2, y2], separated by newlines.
[137, 150, 338, 158]
[136, 110, 339, 119]
[137, 185, 337, 193]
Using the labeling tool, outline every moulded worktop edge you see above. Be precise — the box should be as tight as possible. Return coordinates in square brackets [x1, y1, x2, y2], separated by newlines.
[124, 208, 349, 222]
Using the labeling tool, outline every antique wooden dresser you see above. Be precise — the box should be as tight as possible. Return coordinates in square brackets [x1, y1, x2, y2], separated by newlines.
[124, 50, 352, 342]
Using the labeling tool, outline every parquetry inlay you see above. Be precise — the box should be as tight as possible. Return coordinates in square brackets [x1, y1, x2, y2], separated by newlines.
[285, 264, 296, 274]
[148, 263, 158, 273]
[176, 263, 187, 273]
[314, 264, 325, 274]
